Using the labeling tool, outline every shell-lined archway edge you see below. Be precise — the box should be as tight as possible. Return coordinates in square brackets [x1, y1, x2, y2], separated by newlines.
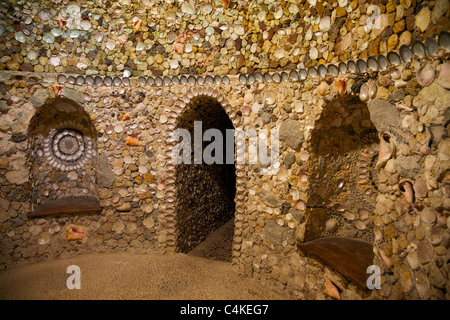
[159, 87, 246, 263]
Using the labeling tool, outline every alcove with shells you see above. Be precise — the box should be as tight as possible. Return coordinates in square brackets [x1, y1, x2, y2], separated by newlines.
[303, 95, 380, 243]
[27, 98, 100, 217]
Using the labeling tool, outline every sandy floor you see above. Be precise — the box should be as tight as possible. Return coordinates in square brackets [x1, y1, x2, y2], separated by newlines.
[0, 219, 290, 300]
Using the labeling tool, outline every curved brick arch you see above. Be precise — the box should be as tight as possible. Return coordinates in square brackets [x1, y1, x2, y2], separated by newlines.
[159, 87, 246, 263]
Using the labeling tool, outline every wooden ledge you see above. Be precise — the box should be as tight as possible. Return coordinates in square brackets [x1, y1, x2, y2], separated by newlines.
[297, 237, 374, 289]
[29, 197, 101, 217]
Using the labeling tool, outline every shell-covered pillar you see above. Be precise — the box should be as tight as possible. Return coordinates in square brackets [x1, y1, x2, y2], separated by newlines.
[27, 98, 100, 217]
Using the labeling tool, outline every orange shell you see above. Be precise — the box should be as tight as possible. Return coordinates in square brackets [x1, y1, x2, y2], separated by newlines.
[126, 136, 140, 146]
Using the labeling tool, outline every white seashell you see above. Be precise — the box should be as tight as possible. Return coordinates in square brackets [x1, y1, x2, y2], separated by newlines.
[359, 83, 369, 101]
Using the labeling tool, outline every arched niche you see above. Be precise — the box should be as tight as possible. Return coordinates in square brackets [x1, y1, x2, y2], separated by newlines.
[27, 98, 100, 217]
[304, 94, 380, 242]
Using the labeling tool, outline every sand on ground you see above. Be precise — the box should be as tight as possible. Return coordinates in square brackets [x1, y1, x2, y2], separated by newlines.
[0, 219, 291, 300]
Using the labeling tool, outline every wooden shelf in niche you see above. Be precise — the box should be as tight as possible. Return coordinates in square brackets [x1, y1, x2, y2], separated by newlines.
[28, 197, 101, 217]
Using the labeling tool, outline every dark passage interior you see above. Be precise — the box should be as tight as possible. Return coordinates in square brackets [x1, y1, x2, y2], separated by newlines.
[175, 96, 236, 261]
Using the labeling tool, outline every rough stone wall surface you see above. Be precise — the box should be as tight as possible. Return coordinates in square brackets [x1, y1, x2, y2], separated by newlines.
[0, 0, 449, 300]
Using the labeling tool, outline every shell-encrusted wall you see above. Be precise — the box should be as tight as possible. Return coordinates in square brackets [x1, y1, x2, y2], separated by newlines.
[0, 0, 449, 300]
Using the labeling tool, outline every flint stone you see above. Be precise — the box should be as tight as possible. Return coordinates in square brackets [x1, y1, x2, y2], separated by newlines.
[367, 98, 402, 132]
[413, 82, 450, 126]
[257, 190, 282, 207]
[393, 155, 422, 179]
[264, 219, 288, 246]
[5, 170, 29, 185]
[279, 119, 304, 150]
[61, 87, 84, 105]
[30, 88, 50, 108]
[98, 153, 115, 188]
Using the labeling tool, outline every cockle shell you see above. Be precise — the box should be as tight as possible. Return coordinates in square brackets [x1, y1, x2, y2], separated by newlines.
[416, 64, 435, 87]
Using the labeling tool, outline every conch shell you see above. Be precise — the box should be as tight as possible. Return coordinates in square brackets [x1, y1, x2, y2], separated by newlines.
[376, 132, 396, 169]
[67, 226, 84, 241]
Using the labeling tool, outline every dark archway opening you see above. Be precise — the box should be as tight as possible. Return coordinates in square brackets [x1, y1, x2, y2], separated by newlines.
[175, 96, 236, 261]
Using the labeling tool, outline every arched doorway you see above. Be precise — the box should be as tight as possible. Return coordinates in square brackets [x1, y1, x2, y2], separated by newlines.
[174, 95, 236, 261]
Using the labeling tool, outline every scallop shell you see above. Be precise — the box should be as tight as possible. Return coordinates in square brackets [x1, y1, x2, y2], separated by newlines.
[399, 44, 413, 62]
[425, 38, 438, 57]
[171, 76, 180, 85]
[439, 31, 450, 52]
[67, 76, 76, 84]
[359, 83, 369, 101]
[289, 70, 299, 81]
[197, 76, 205, 85]
[416, 64, 435, 87]
[76, 76, 84, 85]
[356, 59, 367, 73]
[57, 74, 67, 84]
[317, 81, 329, 96]
[163, 76, 172, 86]
[338, 61, 347, 74]
[272, 73, 281, 83]
[53, 83, 63, 95]
[387, 51, 401, 65]
[347, 60, 358, 73]
[412, 41, 426, 58]
[328, 64, 339, 76]
[368, 80, 377, 98]
[367, 56, 379, 71]
[318, 64, 328, 77]
[104, 76, 113, 86]
[254, 72, 263, 83]
[222, 76, 230, 84]
[299, 69, 307, 80]
[377, 55, 389, 70]
[308, 67, 318, 77]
